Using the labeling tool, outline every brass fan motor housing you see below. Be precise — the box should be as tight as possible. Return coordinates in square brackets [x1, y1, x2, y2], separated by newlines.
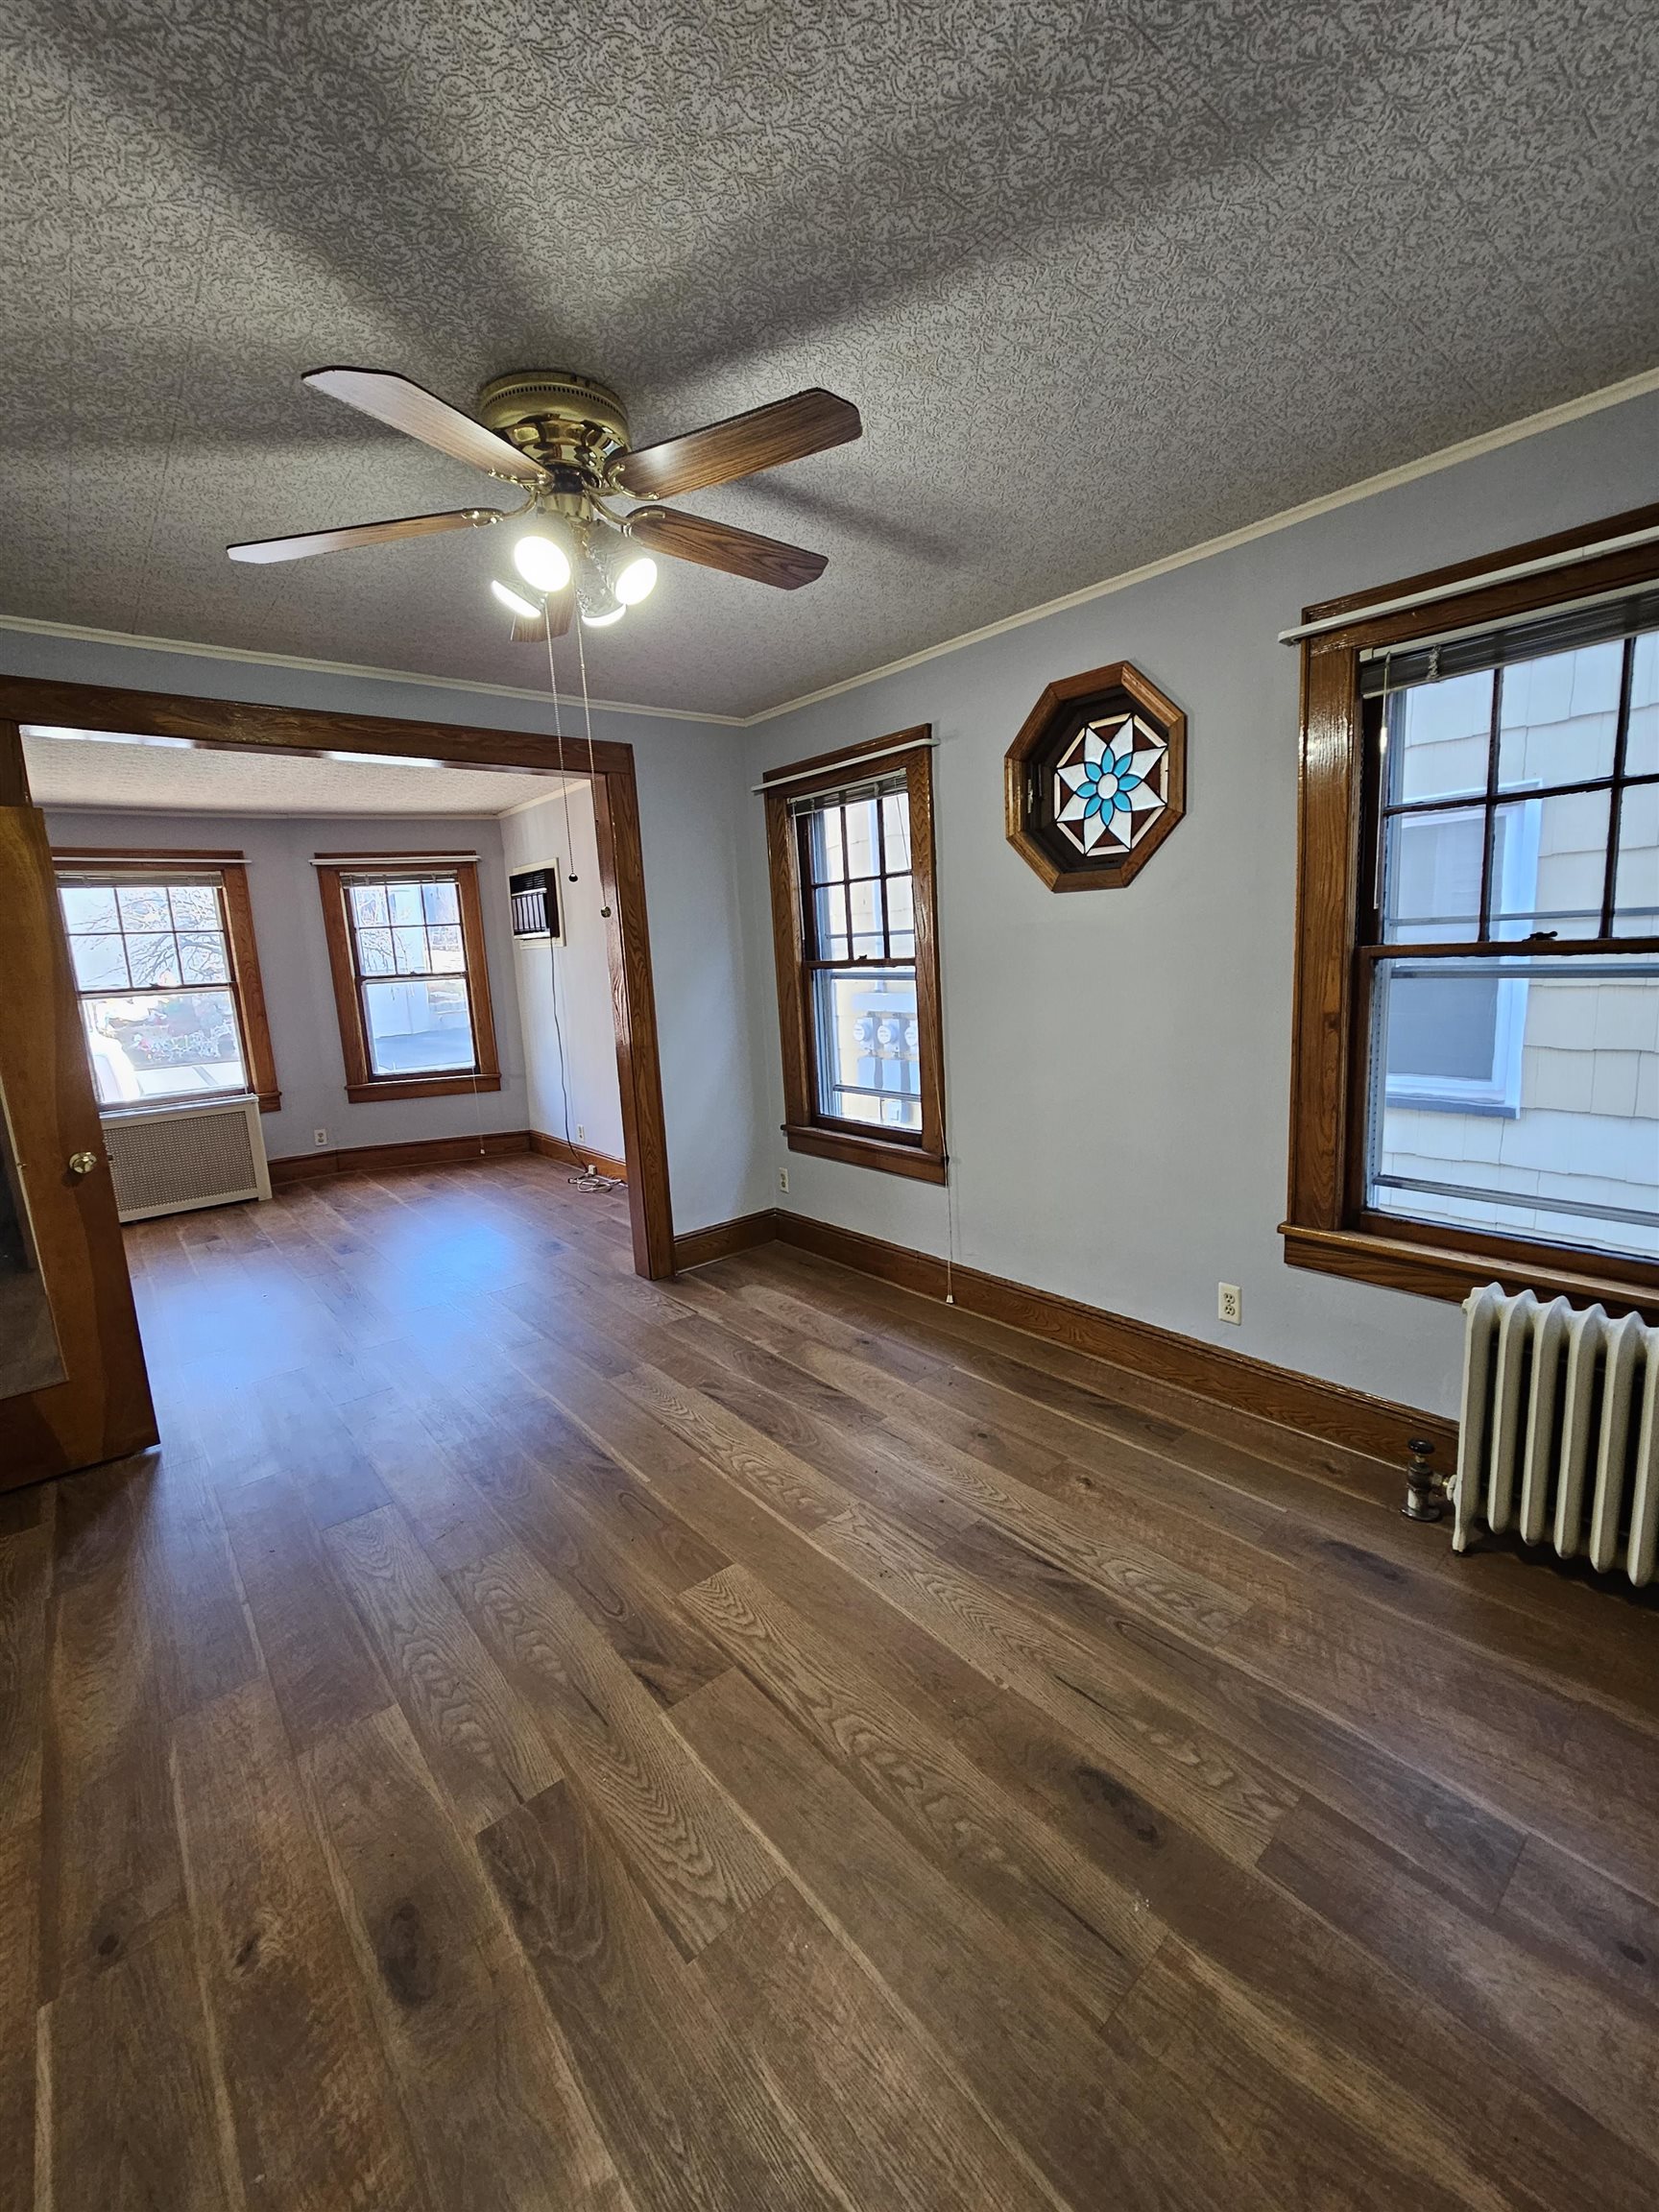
[475, 370, 630, 478]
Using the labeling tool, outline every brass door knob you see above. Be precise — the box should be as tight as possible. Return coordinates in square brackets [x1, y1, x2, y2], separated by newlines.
[67, 1150, 100, 1177]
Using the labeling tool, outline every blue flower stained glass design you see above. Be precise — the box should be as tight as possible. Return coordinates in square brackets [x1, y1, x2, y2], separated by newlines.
[1053, 713, 1167, 856]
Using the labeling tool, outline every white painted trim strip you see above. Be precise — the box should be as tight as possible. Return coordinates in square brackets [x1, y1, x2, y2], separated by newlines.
[740, 364, 1659, 723]
[308, 853, 478, 865]
[751, 733, 937, 794]
[1278, 522, 1659, 645]
[0, 615, 743, 727]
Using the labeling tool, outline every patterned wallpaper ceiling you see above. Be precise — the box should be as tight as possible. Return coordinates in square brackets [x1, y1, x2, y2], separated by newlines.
[2, 1, 1654, 719]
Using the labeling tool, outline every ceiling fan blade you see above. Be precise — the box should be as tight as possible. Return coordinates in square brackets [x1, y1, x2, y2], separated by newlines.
[227, 506, 505, 565]
[615, 389, 860, 500]
[510, 587, 574, 642]
[303, 367, 549, 489]
[626, 506, 829, 589]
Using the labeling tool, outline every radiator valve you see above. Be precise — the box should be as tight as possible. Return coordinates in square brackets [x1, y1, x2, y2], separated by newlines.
[1402, 1437, 1447, 1523]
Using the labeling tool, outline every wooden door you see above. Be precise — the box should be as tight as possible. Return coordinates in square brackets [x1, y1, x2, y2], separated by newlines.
[0, 728, 156, 1486]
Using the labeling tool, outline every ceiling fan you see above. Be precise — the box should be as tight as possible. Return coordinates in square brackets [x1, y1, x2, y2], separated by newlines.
[227, 368, 861, 638]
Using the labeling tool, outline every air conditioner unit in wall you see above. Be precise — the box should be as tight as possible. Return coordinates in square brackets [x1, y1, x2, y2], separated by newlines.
[100, 1094, 272, 1222]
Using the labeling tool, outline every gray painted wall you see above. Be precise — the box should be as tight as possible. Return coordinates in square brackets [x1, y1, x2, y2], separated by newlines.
[4, 632, 767, 1235]
[742, 388, 1659, 1420]
[501, 783, 627, 1161]
[42, 805, 529, 1163]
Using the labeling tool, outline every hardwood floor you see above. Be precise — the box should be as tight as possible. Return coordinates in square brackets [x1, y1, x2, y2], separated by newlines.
[5, 1154, 1659, 2209]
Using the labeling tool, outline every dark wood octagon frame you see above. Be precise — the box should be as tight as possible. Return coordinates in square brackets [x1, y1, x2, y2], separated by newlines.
[1004, 659, 1187, 891]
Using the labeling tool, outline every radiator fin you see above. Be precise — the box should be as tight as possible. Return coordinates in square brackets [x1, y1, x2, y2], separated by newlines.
[102, 1098, 269, 1222]
[1454, 1285, 1659, 1587]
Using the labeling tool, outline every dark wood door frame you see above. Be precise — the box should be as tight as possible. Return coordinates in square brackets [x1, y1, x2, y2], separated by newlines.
[0, 675, 677, 1280]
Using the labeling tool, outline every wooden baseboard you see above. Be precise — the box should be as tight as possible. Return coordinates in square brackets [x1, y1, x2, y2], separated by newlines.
[529, 1129, 628, 1183]
[757, 1208, 1455, 1475]
[269, 1129, 531, 1185]
[673, 1210, 780, 1272]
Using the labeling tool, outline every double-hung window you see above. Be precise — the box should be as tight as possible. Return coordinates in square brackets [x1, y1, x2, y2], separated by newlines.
[316, 858, 501, 1102]
[1286, 510, 1659, 1316]
[55, 852, 277, 1112]
[763, 730, 947, 1181]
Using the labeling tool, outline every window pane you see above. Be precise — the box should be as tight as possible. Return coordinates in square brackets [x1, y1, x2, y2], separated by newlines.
[177, 930, 230, 985]
[1369, 954, 1658, 1261]
[60, 884, 120, 933]
[387, 882, 425, 926]
[421, 879, 460, 925]
[1613, 783, 1658, 936]
[167, 884, 220, 929]
[1491, 789, 1610, 940]
[1382, 806, 1485, 942]
[1497, 640, 1622, 790]
[813, 883, 849, 961]
[355, 926, 396, 975]
[426, 924, 465, 972]
[887, 874, 914, 938]
[881, 790, 911, 871]
[123, 930, 181, 988]
[69, 933, 130, 990]
[1386, 672, 1491, 804]
[79, 990, 247, 1106]
[350, 884, 389, 926]
[848, 878, 881, 939]
[361, 977, 475, 1075]
[116, 884, 170, 932]
[1629, 633, 1659, 778]
[810, 967, 922, 1131]
[807, 805, 844, 885]
[843, 796, 878, 878]
[392, 926, 431, 974]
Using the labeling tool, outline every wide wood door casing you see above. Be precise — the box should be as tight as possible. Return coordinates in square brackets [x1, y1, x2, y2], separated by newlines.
[0, 787, 156, 1485]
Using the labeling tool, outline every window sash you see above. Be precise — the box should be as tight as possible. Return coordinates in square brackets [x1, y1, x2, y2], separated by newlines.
[338, 871, 481, 1080]
[57, 872, 253, 1107]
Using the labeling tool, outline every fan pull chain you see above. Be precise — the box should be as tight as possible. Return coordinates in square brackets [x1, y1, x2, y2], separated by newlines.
[573, 618, 610, 919]
[543, 617, 579, 884]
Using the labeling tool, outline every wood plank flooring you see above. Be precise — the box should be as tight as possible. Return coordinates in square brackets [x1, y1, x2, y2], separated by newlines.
[4, 1154, 1659, 2209]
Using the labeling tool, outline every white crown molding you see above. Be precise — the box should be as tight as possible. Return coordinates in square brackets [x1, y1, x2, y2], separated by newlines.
[4, 367, 1655, 735]
[741, 363, 1659, 724]
[0, 616, 744, 728]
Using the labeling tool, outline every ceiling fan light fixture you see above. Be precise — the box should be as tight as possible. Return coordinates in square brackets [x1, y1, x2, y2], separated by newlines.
[613, 553, 658, 606]
[513, 531, 571, 593]
[491, 578, 543, 622]
[580, 602, 626, 628]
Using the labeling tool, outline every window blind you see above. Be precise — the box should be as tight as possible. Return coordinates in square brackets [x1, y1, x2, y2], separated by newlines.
[1358, 585, 1659, 696]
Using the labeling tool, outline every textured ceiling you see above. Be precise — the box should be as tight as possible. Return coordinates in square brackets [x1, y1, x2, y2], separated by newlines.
[2, 1, 1654, 718]
[24, 729, 566, 815]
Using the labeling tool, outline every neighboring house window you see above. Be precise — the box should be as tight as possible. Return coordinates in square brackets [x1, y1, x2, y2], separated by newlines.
[54, 851, 279, 1112]
[315, 857, 501, 1103]
[1285, 513, 1659, 1317]
[762, 729, 946, 1181]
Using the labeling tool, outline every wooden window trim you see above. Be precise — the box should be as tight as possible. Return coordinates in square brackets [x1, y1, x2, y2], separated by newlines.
[316, 857, 501, 1104]
[1284, 499, 1659, 1323]
[50, 846, 280, 1112]
[764, 726, 947, 1182]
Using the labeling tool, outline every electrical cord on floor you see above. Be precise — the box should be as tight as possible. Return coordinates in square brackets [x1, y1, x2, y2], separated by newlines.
[546, 889, 622, 1196]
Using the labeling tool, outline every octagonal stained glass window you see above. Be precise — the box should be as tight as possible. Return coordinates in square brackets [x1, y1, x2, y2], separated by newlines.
[1053, 711, 1168, 857]
[1005, 660, 1186, 890]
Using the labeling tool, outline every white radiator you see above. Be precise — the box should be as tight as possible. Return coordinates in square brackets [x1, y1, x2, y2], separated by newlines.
[100, 1094, 272, 1223]
[1453, 1284, 1659, 1586]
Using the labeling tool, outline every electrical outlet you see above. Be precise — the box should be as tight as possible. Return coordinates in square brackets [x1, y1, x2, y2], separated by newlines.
[576, 1123, 585, 1142]
[313, 1127, 329, 1148]
[1217, 1283, 1242, 1326]
[778, 1167, 790, 1193]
